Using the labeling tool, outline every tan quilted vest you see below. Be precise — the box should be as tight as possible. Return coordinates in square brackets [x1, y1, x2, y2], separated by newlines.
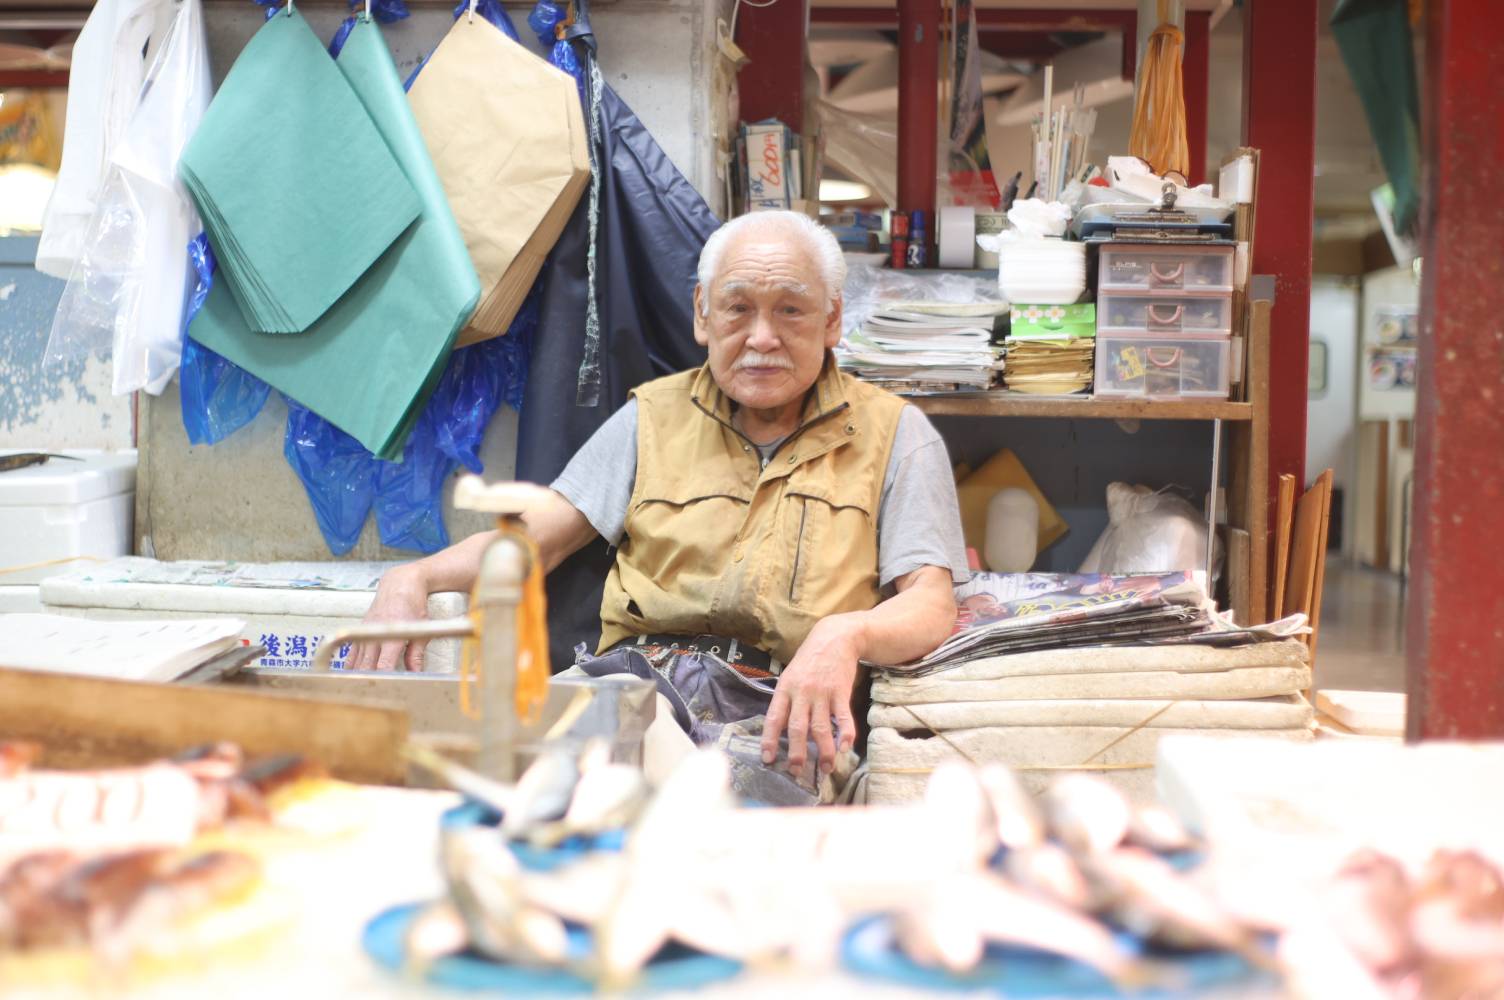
[596, 358, 907, 665]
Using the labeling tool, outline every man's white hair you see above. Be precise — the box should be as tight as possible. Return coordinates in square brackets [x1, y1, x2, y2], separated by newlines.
[696, 211, 847, 317]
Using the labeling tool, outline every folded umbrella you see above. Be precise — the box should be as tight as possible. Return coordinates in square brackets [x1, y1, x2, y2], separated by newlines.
[179, 10, 420, 334]
[188, 17, 480, 461]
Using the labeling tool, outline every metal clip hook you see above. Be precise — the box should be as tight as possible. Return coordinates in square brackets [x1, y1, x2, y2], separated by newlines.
[467, 0, 477, 22]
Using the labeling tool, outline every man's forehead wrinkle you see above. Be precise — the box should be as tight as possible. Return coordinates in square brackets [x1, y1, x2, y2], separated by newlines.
[718, 277, 812, 298]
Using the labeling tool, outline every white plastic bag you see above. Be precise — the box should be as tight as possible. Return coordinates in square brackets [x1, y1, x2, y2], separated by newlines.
[44, 0, 211, 397]
[1079, 482, 1219, 575]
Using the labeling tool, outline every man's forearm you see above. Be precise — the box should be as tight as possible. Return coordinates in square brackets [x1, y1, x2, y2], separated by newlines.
[409, 529, 498, 594]
[832, 569, 957, 667]
[403, 490, 597, 596]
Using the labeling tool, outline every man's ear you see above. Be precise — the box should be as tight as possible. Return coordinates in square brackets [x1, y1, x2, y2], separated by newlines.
[823, 294, 844, 349]
[693, 285, 709, 347]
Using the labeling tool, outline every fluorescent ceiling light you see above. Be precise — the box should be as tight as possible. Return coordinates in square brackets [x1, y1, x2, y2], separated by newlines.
[819, 179, 873, 203]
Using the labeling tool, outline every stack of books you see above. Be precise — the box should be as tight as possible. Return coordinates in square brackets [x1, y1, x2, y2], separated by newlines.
[1003, 303, 1096, 395]
[837, 303, 1007, 394]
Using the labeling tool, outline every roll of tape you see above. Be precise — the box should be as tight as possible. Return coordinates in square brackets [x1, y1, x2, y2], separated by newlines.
[937, 205, 977, 269]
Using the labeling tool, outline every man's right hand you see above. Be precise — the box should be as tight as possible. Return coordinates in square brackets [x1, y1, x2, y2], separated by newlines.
[350, 563, 431, 671]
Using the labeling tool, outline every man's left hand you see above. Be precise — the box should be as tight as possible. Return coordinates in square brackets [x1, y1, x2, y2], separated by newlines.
[761, 614, 865, 776]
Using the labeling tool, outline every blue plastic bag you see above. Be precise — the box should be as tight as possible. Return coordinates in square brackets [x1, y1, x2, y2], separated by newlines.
[528, 0, 586, 102]
[284, 397, 379, 556]
[179, 234, 271, 446]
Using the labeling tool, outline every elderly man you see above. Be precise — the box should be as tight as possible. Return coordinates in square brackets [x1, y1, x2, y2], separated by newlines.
[357, 210, 967, 776]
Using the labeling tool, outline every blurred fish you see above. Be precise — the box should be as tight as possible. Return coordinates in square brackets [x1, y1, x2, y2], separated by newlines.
[1320, 849, 1415, 973]
[1126, 803, 1195, 854]
[969, 872, 1146, 986]
[925, 762, 999, 865]
[1088, 847, 1264, 961]
[1004, 842, 1094, 911]
[404, 899, 469, 972]
[440, 826, 569, 967]
[1044, 775, 1131, 856]
[977, 764, 1045, 850]
[518, 852, 625, 925]
[529, 763, 648, 848]
[499, 750, 580, 839]
[1278, 917, 1393, 1000]
[894, 880, 984, 975]
[595, 876, 672, 987]
[403, 743, 516, 817]
[0, 741, 40, 778]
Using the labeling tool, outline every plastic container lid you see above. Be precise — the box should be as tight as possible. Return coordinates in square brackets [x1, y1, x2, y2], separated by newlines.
[0, 450, 138, 506]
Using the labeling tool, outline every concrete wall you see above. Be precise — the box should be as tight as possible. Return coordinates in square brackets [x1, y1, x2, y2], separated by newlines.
[137, 0, 731, 561]
[0, 236, 134, 451]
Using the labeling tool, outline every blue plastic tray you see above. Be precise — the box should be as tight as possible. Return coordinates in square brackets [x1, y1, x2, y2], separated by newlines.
[841, 916, 1277, 998]
[363, 903, 742, 994]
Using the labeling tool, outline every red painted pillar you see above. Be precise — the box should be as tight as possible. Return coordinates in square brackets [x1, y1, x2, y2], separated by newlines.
[1241, 0, 1316, 498]
[1407, 0, 1504, 740]
[897, 0, 940, 226]
[1182, 11, 1210, 187]
[736, 0, 807, 133]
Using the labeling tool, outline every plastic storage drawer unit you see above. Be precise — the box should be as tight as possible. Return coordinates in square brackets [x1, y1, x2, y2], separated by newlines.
[1097, 244, 1234, 293]
[1095, 335, 1231, 399]
[1097, 292, 1233, 336]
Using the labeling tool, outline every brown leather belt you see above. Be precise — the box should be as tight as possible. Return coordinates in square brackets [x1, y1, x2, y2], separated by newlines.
[610, 633, 783, 680]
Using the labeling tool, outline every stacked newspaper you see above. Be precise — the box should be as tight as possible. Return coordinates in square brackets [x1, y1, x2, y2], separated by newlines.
[901, 571, 1215, 672]
[863, 572, 1316, 805]
[838, 303, 1006, 393]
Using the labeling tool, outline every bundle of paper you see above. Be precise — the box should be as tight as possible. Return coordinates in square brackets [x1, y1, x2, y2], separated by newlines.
[838, 308, 1004, 392]
[1002, 338, 1094, 395]
[898, 570, 1215, 673]
[188, 20, 480, 461]
[408, 17, 590, 346]
[180, 12, 421, 335]
[0, 613, 244, 682]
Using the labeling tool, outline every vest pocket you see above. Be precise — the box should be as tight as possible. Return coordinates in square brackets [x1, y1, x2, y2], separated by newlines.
[785, 489, 874, 609]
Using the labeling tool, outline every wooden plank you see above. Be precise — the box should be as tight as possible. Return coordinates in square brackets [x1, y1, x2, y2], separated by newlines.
[0, 668, 410, 785]
[1307, 469, 1335, 667]
[909, 396, 1254, 422]
[1272, 473, 1297, 618]
[1244, 294, 1273, 625]
[1227, 527, 1251, 626]
[1283, 471, 1334, 695]
[1374, 420, 1391, 570]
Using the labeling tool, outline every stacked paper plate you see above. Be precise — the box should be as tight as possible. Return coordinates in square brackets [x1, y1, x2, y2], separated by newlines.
[997, 238, 1086, 305]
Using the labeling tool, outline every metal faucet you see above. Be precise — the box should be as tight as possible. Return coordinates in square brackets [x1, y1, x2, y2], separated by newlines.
[310, 476, 553, 781]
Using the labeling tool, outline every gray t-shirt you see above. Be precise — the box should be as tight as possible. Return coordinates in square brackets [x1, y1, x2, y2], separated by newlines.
[552, 399, 970, 590]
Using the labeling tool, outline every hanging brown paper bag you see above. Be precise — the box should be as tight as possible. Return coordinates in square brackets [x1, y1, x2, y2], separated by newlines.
[409, 17, 590, 346]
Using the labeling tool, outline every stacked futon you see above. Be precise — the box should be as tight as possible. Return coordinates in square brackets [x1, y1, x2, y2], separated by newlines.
[865, 639, 1316, 805]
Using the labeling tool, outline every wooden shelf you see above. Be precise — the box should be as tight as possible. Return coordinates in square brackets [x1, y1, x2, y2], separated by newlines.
[908, 394, 1253, 421]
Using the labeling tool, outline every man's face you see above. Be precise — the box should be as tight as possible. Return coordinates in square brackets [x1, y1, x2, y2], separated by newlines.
[693, 231, 843, 413]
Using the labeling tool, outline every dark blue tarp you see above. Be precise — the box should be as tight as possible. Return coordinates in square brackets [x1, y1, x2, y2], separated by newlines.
[518, 0, 720, 668]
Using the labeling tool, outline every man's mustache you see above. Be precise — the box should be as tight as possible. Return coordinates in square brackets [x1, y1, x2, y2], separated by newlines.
[734, 351, 795, 371]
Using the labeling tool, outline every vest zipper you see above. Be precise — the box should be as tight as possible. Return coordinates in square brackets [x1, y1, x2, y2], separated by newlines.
[789, 498, 808, 603]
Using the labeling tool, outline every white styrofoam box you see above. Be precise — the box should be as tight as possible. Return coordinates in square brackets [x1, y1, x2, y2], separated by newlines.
[0, 585, 42, 613]
[41, 557, 467, 673]
[0, 450, 137, 584]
